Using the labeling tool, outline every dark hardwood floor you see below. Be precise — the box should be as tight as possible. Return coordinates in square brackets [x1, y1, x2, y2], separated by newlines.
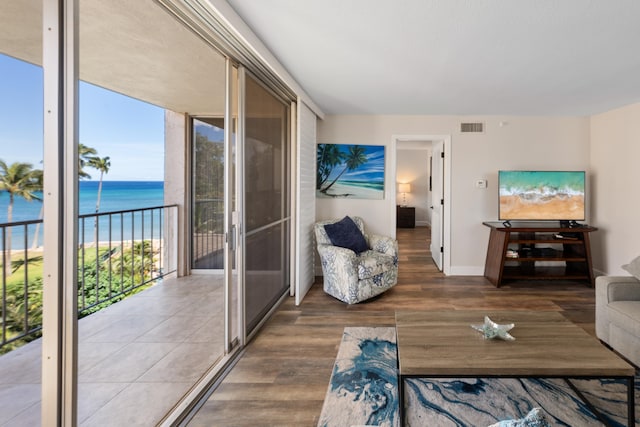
[188, 226, 597, 426]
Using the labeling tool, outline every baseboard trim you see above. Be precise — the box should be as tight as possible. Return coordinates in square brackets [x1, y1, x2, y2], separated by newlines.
[448, 266, 484, 276]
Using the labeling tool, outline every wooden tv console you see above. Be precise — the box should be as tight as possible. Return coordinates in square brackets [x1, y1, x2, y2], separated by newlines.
[483, 222, 597, 287]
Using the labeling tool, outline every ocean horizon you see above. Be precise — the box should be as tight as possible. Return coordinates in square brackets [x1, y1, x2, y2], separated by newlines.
[1, 181, 164, 249]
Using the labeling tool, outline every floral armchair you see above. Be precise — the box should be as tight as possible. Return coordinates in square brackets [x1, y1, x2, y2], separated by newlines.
[314, 216, 398, 304]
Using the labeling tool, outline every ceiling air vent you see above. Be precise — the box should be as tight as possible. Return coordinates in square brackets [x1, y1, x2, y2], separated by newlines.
[460, 122, 484, 133]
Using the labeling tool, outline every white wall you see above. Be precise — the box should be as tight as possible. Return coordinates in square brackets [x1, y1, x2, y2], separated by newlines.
[590, 102, 640, 275]
[397, 147, 432, 225]
[317, 115, 590, 274]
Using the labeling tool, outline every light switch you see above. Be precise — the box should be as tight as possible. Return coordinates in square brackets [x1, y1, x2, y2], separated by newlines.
[475, 179, 487, 189]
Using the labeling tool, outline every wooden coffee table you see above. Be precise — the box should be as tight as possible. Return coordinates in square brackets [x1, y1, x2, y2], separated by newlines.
[395, 311, 636, 427]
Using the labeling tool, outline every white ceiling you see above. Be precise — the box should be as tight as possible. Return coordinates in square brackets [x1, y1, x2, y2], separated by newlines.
[226, 0, 640, 116]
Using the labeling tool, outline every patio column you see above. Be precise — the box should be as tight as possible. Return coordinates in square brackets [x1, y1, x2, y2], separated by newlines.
[164, 110, 189, 276]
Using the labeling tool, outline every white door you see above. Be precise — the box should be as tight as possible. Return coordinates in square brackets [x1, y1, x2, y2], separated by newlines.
[430, 141, 444, 270]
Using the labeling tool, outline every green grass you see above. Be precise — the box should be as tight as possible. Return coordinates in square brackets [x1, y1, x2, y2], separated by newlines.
[1, 243, 158, 355]
[5, 253, 44, 287]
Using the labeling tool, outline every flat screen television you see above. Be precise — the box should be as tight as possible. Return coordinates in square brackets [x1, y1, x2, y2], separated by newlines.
[498, 170, 586, 221]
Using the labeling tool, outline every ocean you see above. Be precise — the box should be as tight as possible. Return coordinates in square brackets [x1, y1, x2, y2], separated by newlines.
[498, 171, 585, 198]
[1, 181, 164, 249]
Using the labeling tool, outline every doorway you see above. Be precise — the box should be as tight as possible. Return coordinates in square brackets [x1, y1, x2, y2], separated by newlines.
[393, 135, 451, 274]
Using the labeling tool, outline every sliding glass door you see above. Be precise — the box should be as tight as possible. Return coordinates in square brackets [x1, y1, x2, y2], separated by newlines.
[191, 63, 240, 353]
[0, 3, 45, 425]
[18, 0, 293, 422]
[192, 117, 227, 270]
[243, 74, 291, 335]
[77, 1, 236, 424]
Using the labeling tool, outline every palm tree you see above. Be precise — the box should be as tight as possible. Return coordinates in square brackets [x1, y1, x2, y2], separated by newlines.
[32, 143, 98, 248]
[78, 143, 98, 180]
[0, 160, 42, 273]
[30, 169, 44, 250]
[88, 156, 110, 214]
[87, 156, 110, 246]
[317, 144, 345, 190]
[321, 145, 368, 194]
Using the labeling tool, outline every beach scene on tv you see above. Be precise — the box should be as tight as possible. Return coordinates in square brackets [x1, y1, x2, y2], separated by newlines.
[499, 171, 585, 220]
[316, 143, 385, 199]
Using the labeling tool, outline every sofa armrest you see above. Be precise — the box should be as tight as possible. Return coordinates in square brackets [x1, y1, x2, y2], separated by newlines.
[316, 243, 360, 302]
[596, 275, 640, 303]
[368, 233, 398, 258]
[317, 244, 358, 269]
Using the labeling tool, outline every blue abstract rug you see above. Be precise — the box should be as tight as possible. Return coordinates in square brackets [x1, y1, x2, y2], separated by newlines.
[319, 327, 639, 427]
[405, 376, 639, 426]
[318, 327, 400, 427]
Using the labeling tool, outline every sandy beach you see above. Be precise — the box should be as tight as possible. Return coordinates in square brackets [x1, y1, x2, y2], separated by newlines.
[500, 195, 584, 220]
[316, 182, 384, 199]
[3, 238, 165, 257]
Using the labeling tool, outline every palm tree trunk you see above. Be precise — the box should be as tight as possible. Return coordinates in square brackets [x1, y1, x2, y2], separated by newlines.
[31, 204, 44, 250]
[321, 166, 349, 193]
[4, 195, 14, 276]
[93, 171, 104, 245]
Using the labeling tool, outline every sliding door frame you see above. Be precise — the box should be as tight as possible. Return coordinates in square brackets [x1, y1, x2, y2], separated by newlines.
[236, 66, 247, 346]
[42, 0, 79, 425]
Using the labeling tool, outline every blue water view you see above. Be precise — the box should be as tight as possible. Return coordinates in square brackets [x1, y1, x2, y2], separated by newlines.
[499, 171, 585, 198]
[1, 181, 164, 249]
[339, 179, 385, 192]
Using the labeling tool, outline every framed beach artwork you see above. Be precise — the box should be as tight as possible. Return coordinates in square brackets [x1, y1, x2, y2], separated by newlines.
[316, 143, 385, 199]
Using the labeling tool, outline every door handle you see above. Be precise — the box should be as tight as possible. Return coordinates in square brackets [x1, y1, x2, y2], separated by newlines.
[228, 224, 237, 252]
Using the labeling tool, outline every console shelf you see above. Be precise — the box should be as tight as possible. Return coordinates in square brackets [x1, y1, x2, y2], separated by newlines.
[483, 222, 597, 287]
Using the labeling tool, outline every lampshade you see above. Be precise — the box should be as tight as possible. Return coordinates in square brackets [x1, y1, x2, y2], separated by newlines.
[398, 183, 411, 193]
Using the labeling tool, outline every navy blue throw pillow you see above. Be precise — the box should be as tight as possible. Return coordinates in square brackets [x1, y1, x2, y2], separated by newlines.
[324, 216, 369, 254]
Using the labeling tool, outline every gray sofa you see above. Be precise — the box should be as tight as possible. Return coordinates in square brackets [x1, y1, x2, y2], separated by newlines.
[595, 275, 640, 367]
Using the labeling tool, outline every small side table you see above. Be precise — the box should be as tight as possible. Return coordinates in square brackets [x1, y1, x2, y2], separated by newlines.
[396, 206, 415, 228]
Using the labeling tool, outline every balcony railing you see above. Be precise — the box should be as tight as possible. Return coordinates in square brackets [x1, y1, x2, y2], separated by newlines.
[193, 198, 224, 269]
[0, 204, 178, 353]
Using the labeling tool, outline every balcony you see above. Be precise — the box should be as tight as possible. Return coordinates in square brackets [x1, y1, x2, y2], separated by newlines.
[1, 274, 225, 425]
[0, 205, 227, 425]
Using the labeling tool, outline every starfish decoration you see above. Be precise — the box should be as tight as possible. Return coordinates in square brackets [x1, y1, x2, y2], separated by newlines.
[471, 316, 515, 341]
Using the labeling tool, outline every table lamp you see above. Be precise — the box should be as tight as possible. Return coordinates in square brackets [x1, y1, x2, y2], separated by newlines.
[398, 183, 411, 206]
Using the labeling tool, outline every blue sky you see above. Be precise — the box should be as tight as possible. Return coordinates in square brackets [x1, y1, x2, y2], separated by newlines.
[0, 54, 165, 181]
[321, 144, 385, 182]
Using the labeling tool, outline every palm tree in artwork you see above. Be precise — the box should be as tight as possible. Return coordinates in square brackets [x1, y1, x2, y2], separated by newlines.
[0, 160, 42, 274]
[320, 145, 368, 194]
[316, 144, 345, 190]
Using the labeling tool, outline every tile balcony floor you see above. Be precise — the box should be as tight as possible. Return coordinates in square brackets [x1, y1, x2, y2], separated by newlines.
[0, 274, 225, 426]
